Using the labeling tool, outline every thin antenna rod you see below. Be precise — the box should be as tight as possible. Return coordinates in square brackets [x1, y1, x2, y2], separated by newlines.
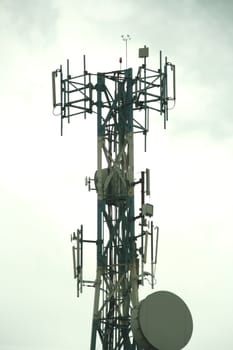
[121, 34, 131, 69]
[163, 56, 168, 129]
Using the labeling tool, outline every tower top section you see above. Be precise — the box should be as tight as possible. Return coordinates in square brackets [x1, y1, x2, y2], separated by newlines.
[52, 47, 176, 144]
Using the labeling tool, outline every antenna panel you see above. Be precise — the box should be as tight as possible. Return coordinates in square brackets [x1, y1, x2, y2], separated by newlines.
[146, 168, 150, 196]
[139, 46, 149, 58]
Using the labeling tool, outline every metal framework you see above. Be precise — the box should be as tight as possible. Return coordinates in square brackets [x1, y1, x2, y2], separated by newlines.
[52, 47, 175, 350]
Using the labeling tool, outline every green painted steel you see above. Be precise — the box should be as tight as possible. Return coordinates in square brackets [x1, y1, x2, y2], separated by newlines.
[93, 68, 137, 350]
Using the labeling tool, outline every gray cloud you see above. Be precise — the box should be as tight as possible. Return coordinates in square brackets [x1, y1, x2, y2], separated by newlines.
[1, 0, 59, 47]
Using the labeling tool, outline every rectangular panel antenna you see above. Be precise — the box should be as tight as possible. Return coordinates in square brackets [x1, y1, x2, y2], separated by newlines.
[146, 168, 150, 196]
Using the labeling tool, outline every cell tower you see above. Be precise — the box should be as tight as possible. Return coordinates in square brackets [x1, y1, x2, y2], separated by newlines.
[52, 43, 193, 350]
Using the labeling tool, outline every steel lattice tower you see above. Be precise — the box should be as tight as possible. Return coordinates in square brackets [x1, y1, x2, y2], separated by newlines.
[52, 46, 176, 350]
[91, 68, 138, 349]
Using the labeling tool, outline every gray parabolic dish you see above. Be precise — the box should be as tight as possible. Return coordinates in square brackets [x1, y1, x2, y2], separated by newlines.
[131, 290, 193, 350]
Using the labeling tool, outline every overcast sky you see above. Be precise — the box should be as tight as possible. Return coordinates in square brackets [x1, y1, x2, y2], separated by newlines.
[1, 0, 233, 349]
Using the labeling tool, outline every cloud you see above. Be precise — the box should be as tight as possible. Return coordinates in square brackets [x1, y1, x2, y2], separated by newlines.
[1, 0, 59, 47]
[81, 0, 136, 22]
[134, 0, 233, 141]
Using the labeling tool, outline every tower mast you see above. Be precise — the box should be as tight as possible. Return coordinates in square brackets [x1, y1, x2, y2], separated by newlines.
[52, 45, 182, 350]
[91, 68, 138, 349]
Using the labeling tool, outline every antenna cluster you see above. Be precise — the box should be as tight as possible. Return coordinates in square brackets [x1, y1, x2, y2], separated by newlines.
[52, 48, 176, 138]
[52, 44, 192, 350]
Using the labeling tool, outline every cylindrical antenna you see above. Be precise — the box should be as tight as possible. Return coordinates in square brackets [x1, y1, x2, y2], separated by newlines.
[83, 55, 87, 119]
[67, 59, 70, 124]
[60, 64, 63, 136]
[141, 171, 145, 285]
[154, 226, 159, 265]
[143, 230, 148, 264]
[173, 64, 176, 101]
[150, 221, 154, 288]
[138, 45, 149, 151]
[72, 245, 77, 279]
[144, 54, 147, 152]
[159, 50, 162, 115]
[144, 108, 149, 152]
[164, 56, 168, 129]
[121, 34, 131, 69]
[52, 71, 57, 108]
[77, 228, 80, 297]
[146, 168, 150, 196]
[80, 225, 83, 294]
